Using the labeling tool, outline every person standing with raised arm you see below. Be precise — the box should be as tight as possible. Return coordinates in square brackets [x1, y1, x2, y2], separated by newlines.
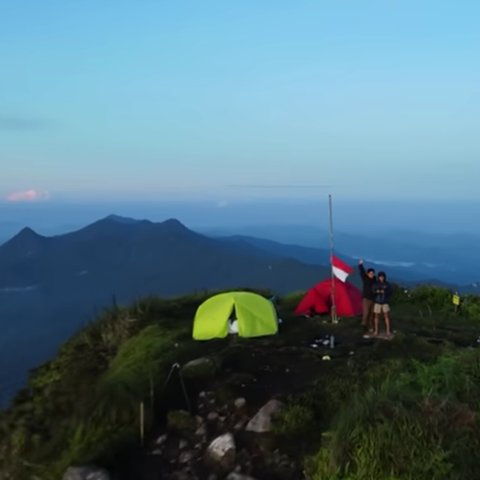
[358, 259, 376, 332]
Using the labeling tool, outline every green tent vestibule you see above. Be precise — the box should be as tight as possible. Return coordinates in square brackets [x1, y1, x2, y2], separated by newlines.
[193, 291, 278, 340]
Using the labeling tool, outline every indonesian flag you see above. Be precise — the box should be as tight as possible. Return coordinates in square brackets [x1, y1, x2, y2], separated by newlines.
[332, 255, 353, 282]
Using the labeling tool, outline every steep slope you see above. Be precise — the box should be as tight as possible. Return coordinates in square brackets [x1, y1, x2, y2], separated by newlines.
[2, 287, 480, 480]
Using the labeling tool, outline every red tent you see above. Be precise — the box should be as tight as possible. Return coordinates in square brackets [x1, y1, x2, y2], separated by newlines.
[295, 278, 362, 317]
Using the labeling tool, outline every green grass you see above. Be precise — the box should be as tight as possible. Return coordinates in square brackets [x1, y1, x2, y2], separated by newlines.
[2, 285, 480, 480]
[305, 350, 480, 480]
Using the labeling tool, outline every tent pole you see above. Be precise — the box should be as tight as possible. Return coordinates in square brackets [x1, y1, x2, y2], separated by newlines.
[329, 194, 338, 323]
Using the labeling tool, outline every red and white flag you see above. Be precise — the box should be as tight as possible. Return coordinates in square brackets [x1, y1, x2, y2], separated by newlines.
[331, 255, 353, 282]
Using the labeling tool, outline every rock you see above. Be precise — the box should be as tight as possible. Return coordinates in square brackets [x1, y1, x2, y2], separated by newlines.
[205, 433, 236, 472]
[155, 433, 168, 445]
[246, 399, 284, 433]
[207, 411, 219, 422]
[182, 358, 217, 380]
[233, 421, 244, 431]
[63, 466, 110, 480]
[179, 439, 188, 450]
[178, 450, 195, 464]
[226, 473, 258, 480]
[207, 475, 218, 480]
[172, 471, 190, 480]
[195, 425, 207, 437]
[234, 398, 246, 409]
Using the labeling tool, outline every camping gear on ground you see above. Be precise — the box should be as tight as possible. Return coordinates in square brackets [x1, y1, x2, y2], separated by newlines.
[295, 277, 362, 318]
[309, 333, 337, 349]
[193, 291, 278, 340]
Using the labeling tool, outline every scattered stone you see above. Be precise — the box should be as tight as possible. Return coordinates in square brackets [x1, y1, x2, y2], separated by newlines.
[246, 399, 284, 433]
[233, 421, 244, 431]
[172, 471, 190, 480]
[226, 473, 258, 480]
[179, 439, 188, 450]
[205, 433, 236, 472]
[207, 411, 219, 422]
[155, 433, 168, 445]
[150, 449, 162, 455]
[234, 398, 246, 409]
[178, 450, 195, 464]
[195, 425, 207, 437]
[63, 467, 110, 480]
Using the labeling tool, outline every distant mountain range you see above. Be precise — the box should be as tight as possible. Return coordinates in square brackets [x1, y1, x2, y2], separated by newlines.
[1, 213, 477, 407]
[0, 215, 331, 296]
[0, 215, 331, 407]
[203, 225, 480, 288]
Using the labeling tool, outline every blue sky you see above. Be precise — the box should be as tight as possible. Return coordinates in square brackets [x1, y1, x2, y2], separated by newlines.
[1, 1, 479, 203]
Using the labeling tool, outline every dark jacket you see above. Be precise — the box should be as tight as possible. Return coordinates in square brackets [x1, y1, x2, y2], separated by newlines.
[359, 264, 376, 300]
[372, 280, 392, 305]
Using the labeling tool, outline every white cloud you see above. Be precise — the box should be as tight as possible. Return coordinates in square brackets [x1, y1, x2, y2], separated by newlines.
[6, 189, 51, 202]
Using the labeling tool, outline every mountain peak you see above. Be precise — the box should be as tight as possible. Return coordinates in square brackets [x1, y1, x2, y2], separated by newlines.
[157, 218, 196, 235]
[161, 218, 187, 229]
[104, 214, 145, 224]
[14, 226, 46, 243]
[1, 226, 46, 252]
[18, 226, 40, 237]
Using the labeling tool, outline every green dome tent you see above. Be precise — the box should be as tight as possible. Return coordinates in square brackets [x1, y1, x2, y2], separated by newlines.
[193, 291, 278, 340]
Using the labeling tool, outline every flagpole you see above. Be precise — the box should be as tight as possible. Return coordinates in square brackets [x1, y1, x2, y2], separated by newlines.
[329, 194, 338, 323]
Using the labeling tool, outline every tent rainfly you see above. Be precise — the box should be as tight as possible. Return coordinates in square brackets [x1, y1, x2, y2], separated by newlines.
[193, 291, 278, 340]
[294, 278, 362, 318]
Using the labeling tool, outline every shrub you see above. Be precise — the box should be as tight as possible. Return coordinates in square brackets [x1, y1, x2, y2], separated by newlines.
[273, 403, 315, 438]
[167, 410, 196, 437]
[305, 350, 480, 480]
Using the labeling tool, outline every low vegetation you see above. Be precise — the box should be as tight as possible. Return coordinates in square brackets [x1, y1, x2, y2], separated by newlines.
[0, 285, 479, 479]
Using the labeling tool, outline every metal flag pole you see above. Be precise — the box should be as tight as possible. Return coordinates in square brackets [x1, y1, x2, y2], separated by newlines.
[328, 194, 338, 323]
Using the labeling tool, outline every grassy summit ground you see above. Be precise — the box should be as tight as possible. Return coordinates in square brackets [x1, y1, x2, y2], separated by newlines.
[1, 285, 480, 479]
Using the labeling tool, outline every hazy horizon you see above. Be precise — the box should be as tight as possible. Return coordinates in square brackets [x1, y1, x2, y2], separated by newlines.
[1, 198, 480, 241]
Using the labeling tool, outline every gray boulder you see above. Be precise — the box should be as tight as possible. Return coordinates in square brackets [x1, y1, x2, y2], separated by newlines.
[226, 474, 259, 480]
[63, 466, 110, 480]
[246, 399, 284, 433]
[205, 433, 236, 472]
